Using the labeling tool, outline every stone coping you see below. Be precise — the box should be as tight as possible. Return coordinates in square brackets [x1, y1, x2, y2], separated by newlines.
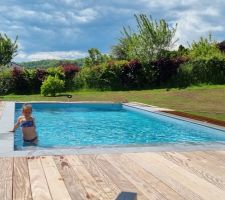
[0, 101, 15, 154]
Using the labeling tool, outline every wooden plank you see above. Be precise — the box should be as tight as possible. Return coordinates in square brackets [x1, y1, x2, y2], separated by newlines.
[0, 157, 13, 181]
[126, 153, 204, 200]
[66, 155, 110, 200]
[54, 156, 86, 200]
[28, 157, 52, 200]
[160, 152, 225, 191]
[78, 154, 121, 199]
[196, 151, 225, 167]
[41, 156, 72, 200]
[181, 151, 225, 178]
[0, 157, 13, 200]
[128, 152, 225, 200]
[66, 155, 84, 166]
[13, 157, 32, 200]
[90, 154, 149, 200]
[104, 153, 184, 200]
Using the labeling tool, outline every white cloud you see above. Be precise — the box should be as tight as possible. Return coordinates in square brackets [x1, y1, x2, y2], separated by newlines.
[1, 0, 225, 60]
[172, 8, 224, 46]
[14, 51, 87, 62]
[68, 8, 99, 23]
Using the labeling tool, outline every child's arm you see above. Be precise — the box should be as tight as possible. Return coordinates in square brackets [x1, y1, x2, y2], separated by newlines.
[10, 117, 21, 132]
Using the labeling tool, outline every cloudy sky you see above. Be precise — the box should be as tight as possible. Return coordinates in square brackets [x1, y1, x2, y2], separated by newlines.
[0, 0, 224, 62]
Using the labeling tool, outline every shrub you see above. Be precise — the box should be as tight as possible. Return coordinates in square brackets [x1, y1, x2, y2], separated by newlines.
[191, 59, 225, 84]
[189, 35, 224, 60]
[62, 63, 80, 79]
[28, 69, 48, 93]
[217, 40, 225, 52]
[62, 63, 80, 90]
[76, 61, 124, 90]
[11, 67, 30, 94]
[174, 58, 225, 87]
[41, 75, 65, 96]
[121, 60, 145, 89]
[174, 63, 194, 87]
[76, 59, 154, 90]
[0, 69, 13, 94]
[151, 56, 188, 85]
[47, 66, 65, 79]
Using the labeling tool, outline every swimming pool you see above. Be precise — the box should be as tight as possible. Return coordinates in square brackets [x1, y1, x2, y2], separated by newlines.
[14, 103, 225, 150]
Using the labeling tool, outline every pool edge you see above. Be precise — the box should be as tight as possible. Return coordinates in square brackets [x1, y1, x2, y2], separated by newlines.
[0, 101, 15, 154]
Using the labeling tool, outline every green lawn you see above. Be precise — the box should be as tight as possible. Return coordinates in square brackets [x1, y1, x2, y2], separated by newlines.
[1, 85, 225, 121]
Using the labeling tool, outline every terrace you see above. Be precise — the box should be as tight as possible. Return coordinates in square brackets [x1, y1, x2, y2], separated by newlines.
[1, 151, 225, 200]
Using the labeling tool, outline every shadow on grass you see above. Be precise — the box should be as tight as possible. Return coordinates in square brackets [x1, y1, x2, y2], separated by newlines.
[42, 94, 73, 98]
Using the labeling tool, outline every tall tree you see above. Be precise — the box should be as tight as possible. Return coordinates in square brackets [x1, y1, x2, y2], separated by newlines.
[0, 33, 18, 66]
[111, 14, 178, 63]
[84, 48, 111, 67]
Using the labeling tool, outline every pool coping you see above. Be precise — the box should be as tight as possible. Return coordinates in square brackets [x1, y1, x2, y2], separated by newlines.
[1, 101, 225, 157]
[0, 101, 14, 155]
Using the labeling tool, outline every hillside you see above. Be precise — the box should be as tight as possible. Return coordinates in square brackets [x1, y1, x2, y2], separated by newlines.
[18, 58, 85, 68]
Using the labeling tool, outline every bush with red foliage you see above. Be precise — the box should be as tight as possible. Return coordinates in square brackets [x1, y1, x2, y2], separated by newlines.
[61, 63, 80, 90]
[217, 41, 225, 52]
[121, 60, 144, 89]
[62, 63, 80, 79]
[36, 68, 48, 82]
[11, 67, 30, 94]
[31, 68, 48, 93]
[151, 56, 189, 85]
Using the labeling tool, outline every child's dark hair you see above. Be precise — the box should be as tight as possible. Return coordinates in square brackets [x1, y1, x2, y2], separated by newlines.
[22, 103, 32, 112]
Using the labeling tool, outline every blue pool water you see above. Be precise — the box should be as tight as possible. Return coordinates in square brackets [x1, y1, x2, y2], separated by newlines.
[14, 103, 225, 150]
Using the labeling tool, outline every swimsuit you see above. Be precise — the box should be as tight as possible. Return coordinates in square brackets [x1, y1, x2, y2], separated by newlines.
[20, 120, 34, 128]
[23, 136, 38, 143]
[20, 120, 37, 143]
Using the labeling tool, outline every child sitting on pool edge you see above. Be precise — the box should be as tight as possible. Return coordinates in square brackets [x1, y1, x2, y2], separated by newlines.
[11, 103, 38, 144]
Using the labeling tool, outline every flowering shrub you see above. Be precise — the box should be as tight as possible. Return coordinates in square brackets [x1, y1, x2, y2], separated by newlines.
[62, 63, 80, 79]
[61, 63, 80, 90]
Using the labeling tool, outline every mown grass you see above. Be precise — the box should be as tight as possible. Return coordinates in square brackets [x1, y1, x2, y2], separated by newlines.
[1, 84, 225, 121]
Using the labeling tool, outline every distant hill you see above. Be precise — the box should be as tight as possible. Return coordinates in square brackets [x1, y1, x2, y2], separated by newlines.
[18, 58, 85, 68]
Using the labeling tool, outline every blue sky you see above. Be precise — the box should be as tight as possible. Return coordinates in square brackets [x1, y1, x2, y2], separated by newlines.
[0, 0, 224, 62]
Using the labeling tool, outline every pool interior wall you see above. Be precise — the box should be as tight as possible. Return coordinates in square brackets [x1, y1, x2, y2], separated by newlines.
[14, 102, 225, 151]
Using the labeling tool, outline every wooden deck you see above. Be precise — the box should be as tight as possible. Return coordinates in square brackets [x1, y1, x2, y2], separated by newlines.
[1, 151, 225, 200]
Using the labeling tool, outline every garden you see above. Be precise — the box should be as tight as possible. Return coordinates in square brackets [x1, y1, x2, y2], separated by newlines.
[0, 14, 225, 121]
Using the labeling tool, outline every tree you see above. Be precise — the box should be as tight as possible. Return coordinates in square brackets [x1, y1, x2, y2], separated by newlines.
[111, 33, 138, 60]
[189, 34, 224, 60]
[0, 33, 18, 66]
[111, 14, 178, 63]
[84, 48, 111, 68]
